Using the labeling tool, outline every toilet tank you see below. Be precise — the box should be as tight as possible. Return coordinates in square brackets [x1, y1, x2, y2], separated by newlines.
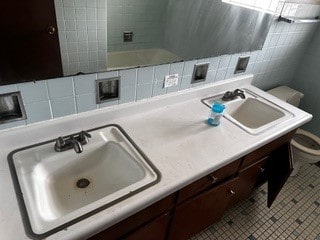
[267, 86, 304, 107]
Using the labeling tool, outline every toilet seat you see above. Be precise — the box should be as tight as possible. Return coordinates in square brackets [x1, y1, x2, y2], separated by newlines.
[267, 85, 320, 175]
[291, 129, 320, 156]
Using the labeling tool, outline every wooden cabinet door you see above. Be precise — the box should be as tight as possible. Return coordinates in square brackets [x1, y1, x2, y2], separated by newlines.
[124, 213, 170, 240]
[241, 130, 296, 169]
[228, 157, 268, 207]
[177, 159, 241, 203]
[89, 195, 175, 240]
[0, 0, 62, 85]
[169, 178, 238, 240]
[267, 142, 293, 207]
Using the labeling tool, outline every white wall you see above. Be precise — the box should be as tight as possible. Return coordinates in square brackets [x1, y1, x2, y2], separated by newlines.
[292, 24, 320, 136]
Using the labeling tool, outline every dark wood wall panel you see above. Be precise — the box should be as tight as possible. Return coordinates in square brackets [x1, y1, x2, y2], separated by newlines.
[0, 0, 62, 85]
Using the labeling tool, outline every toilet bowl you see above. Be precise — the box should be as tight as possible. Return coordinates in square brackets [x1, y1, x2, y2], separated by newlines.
[290, 129, 320, 175]
[267, 86, 320, 176]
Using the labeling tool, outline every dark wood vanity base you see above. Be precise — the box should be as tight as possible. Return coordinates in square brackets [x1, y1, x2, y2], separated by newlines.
[89, 130, 296, 240]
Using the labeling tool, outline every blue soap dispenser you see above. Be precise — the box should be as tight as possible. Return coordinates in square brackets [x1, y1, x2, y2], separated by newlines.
[208, 102, 225, 126]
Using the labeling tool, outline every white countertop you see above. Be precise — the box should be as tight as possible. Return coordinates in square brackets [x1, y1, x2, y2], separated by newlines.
[0, 75, 312, 240]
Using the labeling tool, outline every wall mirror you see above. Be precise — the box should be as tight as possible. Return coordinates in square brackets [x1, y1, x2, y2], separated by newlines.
[0, 0, 274, 85]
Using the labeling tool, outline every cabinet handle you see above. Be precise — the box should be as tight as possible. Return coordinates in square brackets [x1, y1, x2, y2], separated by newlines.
[229, 190, 236, 195]
[260, 167, 265, 173]
[209, 175, 218, 184]
[47, 26, 56, 35]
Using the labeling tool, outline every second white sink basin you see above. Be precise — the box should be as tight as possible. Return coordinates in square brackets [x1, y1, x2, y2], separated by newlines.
[8, 125, 160, 238]
[227, 97, 285, 128]
[203, 89, 294, 135]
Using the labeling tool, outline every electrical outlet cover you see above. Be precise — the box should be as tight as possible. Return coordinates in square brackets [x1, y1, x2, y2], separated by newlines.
[164, 74, 179, 88]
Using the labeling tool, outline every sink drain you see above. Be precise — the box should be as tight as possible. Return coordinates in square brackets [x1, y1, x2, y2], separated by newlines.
[76, 178, 90, 189]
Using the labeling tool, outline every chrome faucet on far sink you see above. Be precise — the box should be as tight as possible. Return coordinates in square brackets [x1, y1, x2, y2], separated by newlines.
[54, 131, 91, 153]
[222, 89, 246, 101]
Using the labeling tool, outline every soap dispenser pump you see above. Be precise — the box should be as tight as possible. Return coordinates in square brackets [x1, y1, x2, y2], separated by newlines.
[208, 102, 225, 126]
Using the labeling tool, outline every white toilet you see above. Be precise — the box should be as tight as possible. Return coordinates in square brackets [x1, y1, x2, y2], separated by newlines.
[267, 86, 320, 176]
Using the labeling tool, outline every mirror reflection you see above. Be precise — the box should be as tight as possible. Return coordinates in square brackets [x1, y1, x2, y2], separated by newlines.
[0, 0, 273, 85]
[55, 0, 273, 76]
[55, 0, 182, 76]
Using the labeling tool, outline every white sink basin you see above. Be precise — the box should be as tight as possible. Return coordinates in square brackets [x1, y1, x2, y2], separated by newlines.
[8, 125, 159, 238]
[202, 89, 294, 135]
[226, 98, 285, 128]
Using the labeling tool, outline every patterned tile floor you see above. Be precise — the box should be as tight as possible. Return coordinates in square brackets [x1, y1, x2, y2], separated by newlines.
[190, 163, 320, 240]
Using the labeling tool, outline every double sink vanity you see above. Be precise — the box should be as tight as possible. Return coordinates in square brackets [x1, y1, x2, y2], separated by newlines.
[0, 75, 312, 240]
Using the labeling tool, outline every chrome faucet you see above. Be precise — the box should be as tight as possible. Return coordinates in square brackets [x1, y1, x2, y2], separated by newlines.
[77, 131, 91, 145]
[54, 131, 91, 154]
[222, 89, 245, 101]
[69, 138, 83, 153]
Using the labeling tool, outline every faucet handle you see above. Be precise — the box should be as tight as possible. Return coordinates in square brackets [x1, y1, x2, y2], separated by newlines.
[233, 89, 244, 94]
[222, 91, 233, 101]
[233, 89, 245, 99]
[78, 131, 91, 144]
[54, 137, 65, 151]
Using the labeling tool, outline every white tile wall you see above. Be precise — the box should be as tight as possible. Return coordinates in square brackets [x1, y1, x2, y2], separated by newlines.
[107, 0, 169, 52]
[54, 0, 108, 76]
[0, 1, 320, 131]
[55, 0, 170, 76]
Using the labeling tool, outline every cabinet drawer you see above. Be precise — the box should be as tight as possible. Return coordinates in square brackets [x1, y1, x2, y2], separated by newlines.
[241, 130, 296, 169]
[228, 156, 268, 207]
[169, 177, 239, 240]
[124, 213, 170, 240]
[177, 159, 241, 203]
[89, 195, 175, 240]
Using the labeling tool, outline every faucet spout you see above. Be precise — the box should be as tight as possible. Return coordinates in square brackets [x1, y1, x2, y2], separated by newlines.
[69, 138, 83, 154]
[54, 130, 91, 153]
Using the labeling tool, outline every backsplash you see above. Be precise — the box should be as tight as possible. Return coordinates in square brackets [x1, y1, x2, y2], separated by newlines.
[0, 2, 319, 131]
